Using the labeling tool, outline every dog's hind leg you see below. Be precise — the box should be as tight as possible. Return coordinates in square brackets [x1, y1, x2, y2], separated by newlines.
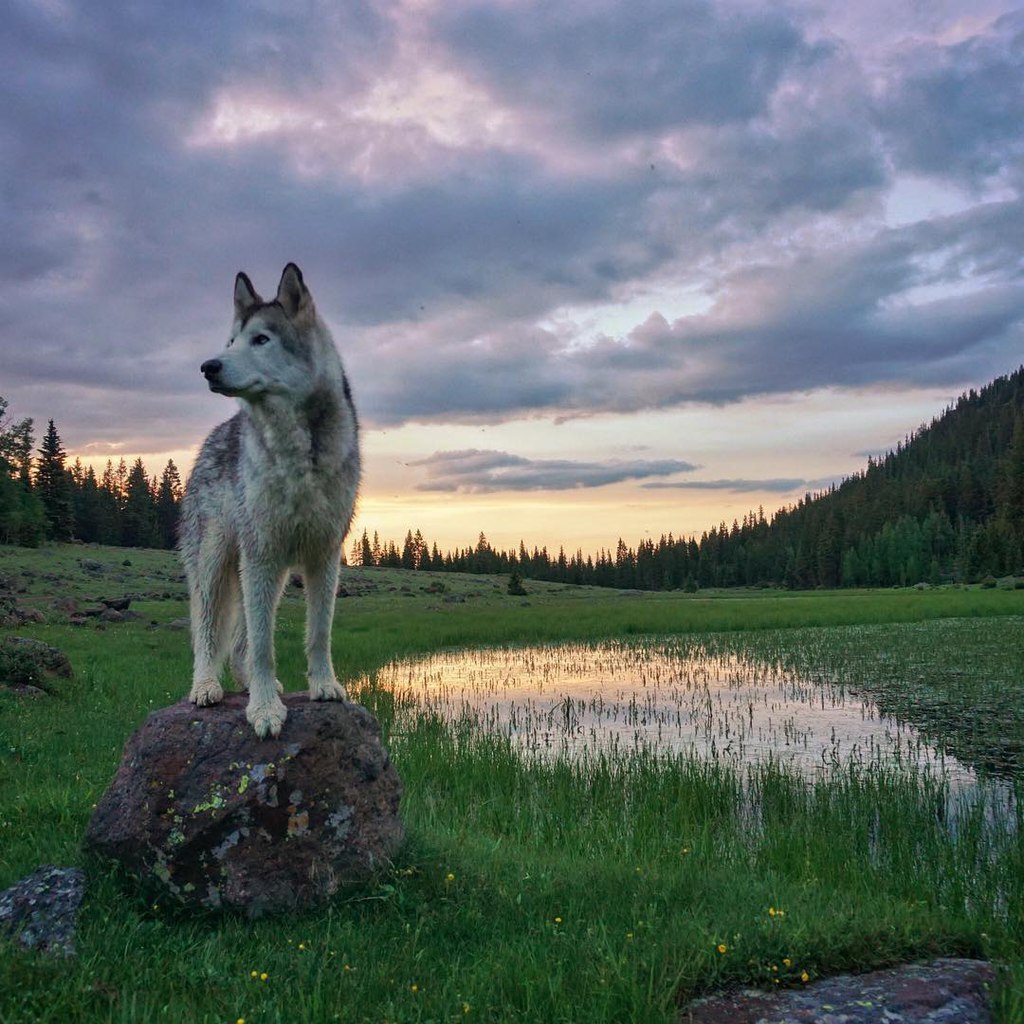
[305, 549, 346, 702]
[187, 537, 236, 708]
[240, 556, 289, 738]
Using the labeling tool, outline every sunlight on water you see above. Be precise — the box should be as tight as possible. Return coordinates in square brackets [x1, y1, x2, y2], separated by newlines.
[374, 640, 994, 788]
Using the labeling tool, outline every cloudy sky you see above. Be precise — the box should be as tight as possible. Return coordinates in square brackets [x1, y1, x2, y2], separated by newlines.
[3, 0, 1022, 553]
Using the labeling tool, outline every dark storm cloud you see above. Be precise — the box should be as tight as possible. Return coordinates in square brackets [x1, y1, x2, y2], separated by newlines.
[1, 0, 1023, 457]
[876, 12, 1024, 185]
[410, 450, 698, 493]
[435, 0, 823, 137]
[0, 0, 394, 446]
[355, 196, 1024, 424]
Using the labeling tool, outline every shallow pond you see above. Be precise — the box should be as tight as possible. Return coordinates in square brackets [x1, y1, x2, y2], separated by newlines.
[373, 639, 999, 790]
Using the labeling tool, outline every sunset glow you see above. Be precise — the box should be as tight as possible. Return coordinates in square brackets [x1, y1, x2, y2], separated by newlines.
[3, 0, 1021, 556]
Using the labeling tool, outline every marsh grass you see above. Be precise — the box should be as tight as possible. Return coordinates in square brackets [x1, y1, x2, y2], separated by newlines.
[1, 545, 1024, 1021]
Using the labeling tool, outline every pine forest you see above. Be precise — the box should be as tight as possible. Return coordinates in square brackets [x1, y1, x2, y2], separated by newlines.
[5, 365, 1024, 590]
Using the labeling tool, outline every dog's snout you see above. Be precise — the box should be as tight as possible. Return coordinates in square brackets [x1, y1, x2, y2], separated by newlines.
[201, 358, 222, 379]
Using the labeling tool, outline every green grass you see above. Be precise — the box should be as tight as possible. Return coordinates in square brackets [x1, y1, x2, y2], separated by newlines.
[1, 544, 1023, 1022]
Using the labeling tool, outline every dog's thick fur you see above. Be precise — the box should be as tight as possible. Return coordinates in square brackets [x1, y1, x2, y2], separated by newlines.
[180, 264, 360, 738]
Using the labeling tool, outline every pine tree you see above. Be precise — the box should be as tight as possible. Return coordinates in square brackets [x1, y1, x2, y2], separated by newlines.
[359, 529, 373, 567]
[413, 529, 427, 569]
[401, 530, 416, 570]
[0, 400, 35, 487]
[156, 459, 183, 549]
[122, 457, 158, 547]
[73, 464, 104, 543]
[96, 459, 122, 543]
[35, 419, 74, 540]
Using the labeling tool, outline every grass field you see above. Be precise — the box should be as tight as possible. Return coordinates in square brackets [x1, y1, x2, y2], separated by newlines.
[2, 544, 1023, 1022]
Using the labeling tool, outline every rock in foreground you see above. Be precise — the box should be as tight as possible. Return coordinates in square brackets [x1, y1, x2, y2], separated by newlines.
[681, 957, 995, 1024]
[84, 693, 403, 916]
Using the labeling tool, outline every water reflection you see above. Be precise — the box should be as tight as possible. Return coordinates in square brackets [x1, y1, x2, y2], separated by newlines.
[375, 640, 995, 789]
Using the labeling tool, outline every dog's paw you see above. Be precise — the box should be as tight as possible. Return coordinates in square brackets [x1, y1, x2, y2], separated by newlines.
[309, 678, 347, 702]
[247, 697, 288, 738]
[189, 679, 224, 707]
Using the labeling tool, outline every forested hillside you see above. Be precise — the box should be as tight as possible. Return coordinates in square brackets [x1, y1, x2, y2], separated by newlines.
[5, 366, 1024, 589]
[356, 366, 1024, 589]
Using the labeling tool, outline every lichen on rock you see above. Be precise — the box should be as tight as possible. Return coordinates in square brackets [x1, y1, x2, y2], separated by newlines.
[83, 693, 404, 917]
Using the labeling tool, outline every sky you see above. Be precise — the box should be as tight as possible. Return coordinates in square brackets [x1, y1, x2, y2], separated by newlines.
[2, 0, 1023, 555]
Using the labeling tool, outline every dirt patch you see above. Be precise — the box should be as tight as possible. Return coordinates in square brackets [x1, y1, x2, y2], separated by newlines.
[680, 958, 995, 1023]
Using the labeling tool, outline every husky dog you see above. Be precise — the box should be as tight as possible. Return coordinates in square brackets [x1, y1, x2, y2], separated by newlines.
[180, 264, 360, 738]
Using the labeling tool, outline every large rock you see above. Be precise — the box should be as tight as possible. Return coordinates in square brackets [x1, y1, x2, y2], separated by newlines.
[84, 693, 403, 916]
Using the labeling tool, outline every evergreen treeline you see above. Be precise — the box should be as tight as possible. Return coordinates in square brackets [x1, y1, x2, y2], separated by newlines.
[352, 366, 1024, 589]
[7, 365, 1024, 587]
[0, 398, 182, 548]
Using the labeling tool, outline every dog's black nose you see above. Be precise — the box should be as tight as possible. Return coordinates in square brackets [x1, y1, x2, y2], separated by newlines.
[201, 359, 222, 378]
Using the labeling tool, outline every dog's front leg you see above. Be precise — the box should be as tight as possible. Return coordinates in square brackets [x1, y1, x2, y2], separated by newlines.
[240, 557, 288, 738]
[305, 550, 345, 702]
[186, 538, 235, 708]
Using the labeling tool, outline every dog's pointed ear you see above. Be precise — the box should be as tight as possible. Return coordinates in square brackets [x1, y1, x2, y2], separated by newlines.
[276, 263, 313, 319]
[234, 272, 261, 317]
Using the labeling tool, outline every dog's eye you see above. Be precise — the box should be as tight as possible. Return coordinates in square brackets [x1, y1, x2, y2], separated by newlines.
[251, 333, 270, 346]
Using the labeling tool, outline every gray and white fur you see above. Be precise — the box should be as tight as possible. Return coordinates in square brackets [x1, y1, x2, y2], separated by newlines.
[180, 263, 360, 738]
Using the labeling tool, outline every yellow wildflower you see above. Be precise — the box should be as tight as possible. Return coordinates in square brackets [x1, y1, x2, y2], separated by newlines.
[801, 971, 810, 983]
[783, 958, 792, 967]
[717, 943, 727, 955]
[260, 973, 268, 982]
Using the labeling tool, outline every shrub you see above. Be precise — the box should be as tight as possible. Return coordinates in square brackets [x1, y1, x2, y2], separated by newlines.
[507, 572, 527, 597]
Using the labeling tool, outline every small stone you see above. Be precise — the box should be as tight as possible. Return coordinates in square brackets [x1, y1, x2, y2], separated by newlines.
[0, 866, 86, 957]
[0, 575, 28, 594]
[3, 683, 48, 698]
